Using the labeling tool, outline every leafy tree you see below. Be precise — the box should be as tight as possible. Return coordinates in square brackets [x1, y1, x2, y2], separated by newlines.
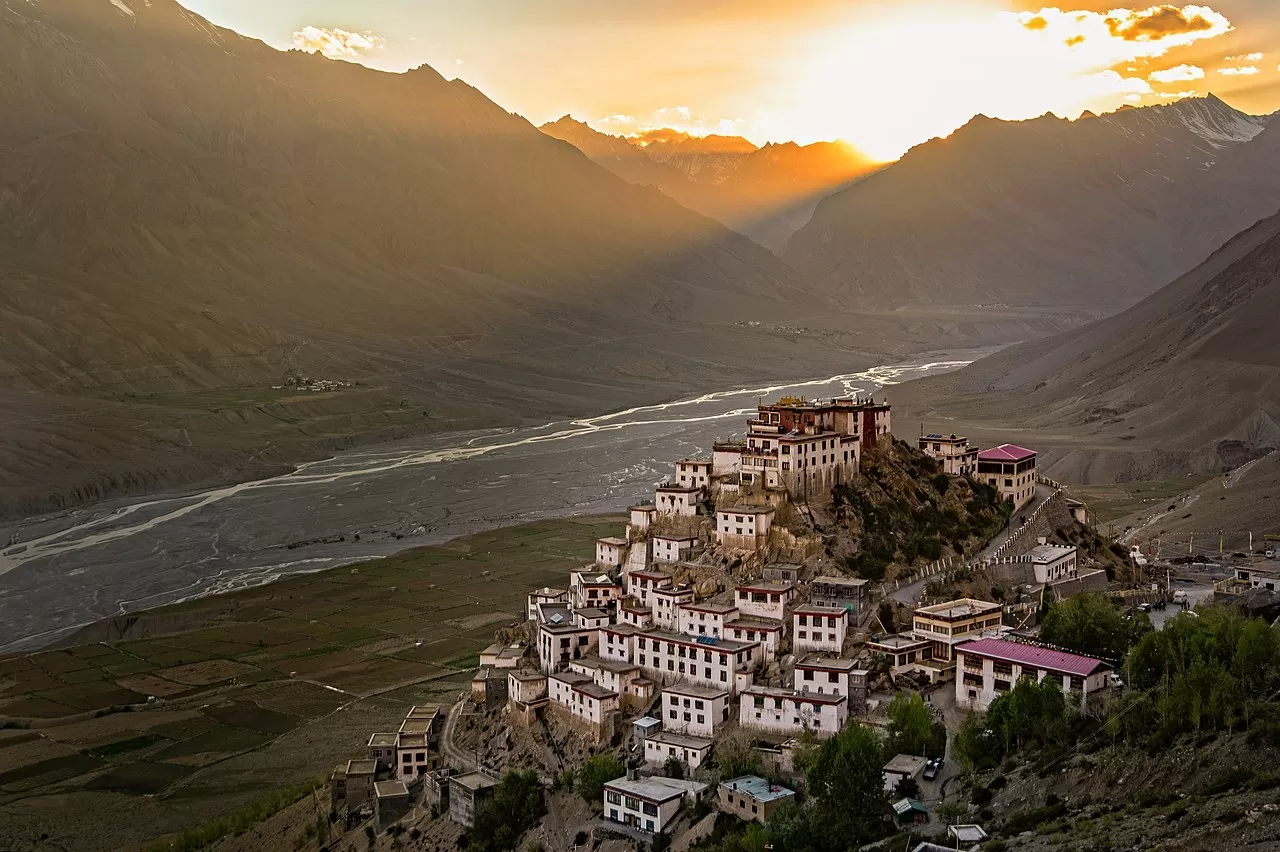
[469, 771, 546, 852]
[575, 754, 623, 805]
[790, 727, 820, 777]
[806, 724, 889, 846]
[1040, 593, 1150, 661]
[662, 755, 685, 780]
[886, 692, 933, 757]
[953, 712, 1001, 774]
[714, 729, 762, 779]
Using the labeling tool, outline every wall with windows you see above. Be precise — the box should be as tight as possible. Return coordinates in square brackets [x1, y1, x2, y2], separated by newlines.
[661, 688, 731, 737]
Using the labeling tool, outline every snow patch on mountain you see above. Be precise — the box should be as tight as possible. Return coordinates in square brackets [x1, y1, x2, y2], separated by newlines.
[109, 0, 133, 18]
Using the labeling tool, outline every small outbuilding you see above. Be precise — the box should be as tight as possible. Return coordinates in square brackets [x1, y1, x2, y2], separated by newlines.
[375, 780, 412, 830]
[882, 754, 929, 793]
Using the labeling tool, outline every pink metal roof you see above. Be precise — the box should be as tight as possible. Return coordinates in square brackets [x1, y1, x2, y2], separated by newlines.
[978, 444, 1037, 462]
[956, 638, 1107, 677]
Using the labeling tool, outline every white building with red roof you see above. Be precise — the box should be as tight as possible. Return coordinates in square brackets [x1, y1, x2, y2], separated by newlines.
[954, 637, 1111, 711]
[977, 444, 1038, 509]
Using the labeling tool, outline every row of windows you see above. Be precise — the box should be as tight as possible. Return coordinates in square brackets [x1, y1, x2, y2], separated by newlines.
[796, 631, 839, 642]
[795, 615, 841, 627]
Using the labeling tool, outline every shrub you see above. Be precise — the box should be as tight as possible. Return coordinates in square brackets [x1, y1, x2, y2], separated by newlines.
[576, 754, 623, 804]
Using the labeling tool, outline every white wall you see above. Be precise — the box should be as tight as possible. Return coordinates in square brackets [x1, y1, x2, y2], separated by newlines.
[739, 690, 847, 737]
[661, 689, 731, 738]
[793, 610, 848, 653]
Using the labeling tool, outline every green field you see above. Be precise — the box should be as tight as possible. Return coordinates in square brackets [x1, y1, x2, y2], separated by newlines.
[0, 515, 621, 851]
[1072, 476, 1214, 525]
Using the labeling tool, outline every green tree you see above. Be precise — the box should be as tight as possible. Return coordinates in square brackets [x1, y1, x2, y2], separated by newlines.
[1040, 593, 1150, 661]
[806, 724, 889, 846]
[469, 770, 546, 852]
[714, 729, 762, 779]
[953, 712, 1000, 773]
[886, 692, 933, 757]
[790, 727, 820, 777]
[662, 755, 685, 780]
[575, 754, 623, 805]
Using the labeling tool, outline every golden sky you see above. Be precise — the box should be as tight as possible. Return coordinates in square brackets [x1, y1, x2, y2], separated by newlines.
[183, 1, 1280, 160]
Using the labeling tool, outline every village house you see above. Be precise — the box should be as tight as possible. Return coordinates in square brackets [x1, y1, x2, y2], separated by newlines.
[537, 618, 595, 672]
[810, 576, 870, 616]
[374, 781, 412, 832]
[655, 484, 701, 516]
[739, 685, 848, 737]
[637, 629, 760, 693]
[449, 772, 498, 828]
[734, 580, 796, 620]
[479, 642, 525, 669]
[911, 598, 1006, 680]
[653, 533, 700, 563]
[618, 599, 656, 629]
[629, 504, 657, 532]
[574, 606, 612, 630]
[675, 459, 713, 490]
[650, 585, 697, 629]
[603, 776, 707, 835]
[955, 637, 1111, 711]
[569, 656, 652, 706]
[1026, 544, 1079, 583]
[883, 754, 929, 793]
[762, 563, 801, 583]
[659, 683, 733, 737]
[712, 440, 745, 478]
[625, 568, 673, 603]
[470, 666, 508, 707]
[366, 732, 398, 773]
[715, 506, 775, 551]
[645, 731, 714, 770]
[344, 759, 377, 809]
[596, 536, 629, 567]
[792, 603, 848, 653]
[526, 587, 568, 621]
[977, 444, 1038, 509]
[599, 623, 641, 663]
[865, 633, 933, 677]
[395, 731, 433, 780]
[507, 669, 548, 705]
[918, 433, 979, 476]
[548, 670, 620, 730]
[570, 570, 622, 609]
[718, 775, 796, 824]
[725, 617, 784, 657]
[677, 601, 741, 638]
[794, 655, 868, 707]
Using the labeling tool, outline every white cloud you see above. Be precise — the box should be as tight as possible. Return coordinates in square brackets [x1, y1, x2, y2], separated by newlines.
[1225, 52, 1264, 61]
[292, 26, 385, 61]
[1149, 63, 1205, 82]
[1218, 65, 1260, 75]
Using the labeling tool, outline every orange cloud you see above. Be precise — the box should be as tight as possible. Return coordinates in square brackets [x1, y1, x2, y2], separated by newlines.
[1105, 5, 1221, 42]
[1149, 63, 1205, 82]
[292, 26, 385, 61]
[1218, 65, 1259, 75]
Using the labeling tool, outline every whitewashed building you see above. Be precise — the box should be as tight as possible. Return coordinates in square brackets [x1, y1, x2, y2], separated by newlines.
[630, 504, 657, 532]
[734, 581, 796, 620]
[792, 604, 848, 653]
[674, 459, 713, 491]
[655, 484, 701, 516]
[644, 731, 713, 770]
[570, 570, 622, 609]
[599, 623, 641, 663]
[637, 630, 759, 694]
[715, 506, 775, 551]
[955, 638, 1110, 711]
[603, 776, 706, 835]
[626, 568, 673, 603]
[918, 433, 979, 476]
[660, 683, 732, 737]
[618, 600, 655, 629]
[538, 620, 595, 672]
[725, 618, 784, 657]
[548, 671, 619, 728]
[596, 537, 629, 567]
[1027, 544, 1078, 583]
[526, 588, 568, 622]
[794, 656, 868, 707]
[739, 685, 848, 737]
[653, 534, 700, 564]
[507, 669, 547, 705]
[677, 601, 740, 639]
[650, 586, 696, 629]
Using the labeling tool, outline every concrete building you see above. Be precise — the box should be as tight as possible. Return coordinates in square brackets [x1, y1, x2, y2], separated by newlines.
[660, 683, 732, 737]
[650, 586, 697, 629]
[655, 484, 701, 516]
[718, 775, 796, 824]
[866, 634, 933, 677]
[810, 575, 870, 615]
[479, 643, 525, 669]
[715, 506, 775, 551]
[548, 671, 619, 729]
[734, 581, 796, 620]
[792, 604, 848, 653]
[884, 754, 929, 793]
[537, 619, 595, 672]
[955, 638, 1110, 711]
[724, 618, 784, 657]
[739, 685, 847, 737]
[596, 537, 629, 567]
[637, 630, 760, 694]
[574, 607, 612, 630]
[645, 731, 714, 770]
[653, 534, 700, 564]
[618, 599, 656, 629]
[794, 655, 868, 708]
[374, 781, 412, 831]
[630, 504, 657, 532]
[762, 564, 801, 583]
[675, 459, 713, 490]
[912, 599, 1006, 679]
[626, 568, 673, 604]
[507, 669, 548, 705]
[449, 772, 498, 828]
[366, 732, 398, 773]
[603, 776, 707, 835]
[1026, 544, 1078, 583]
[570, 570, 622, 609]
[599, 623, 641, 663]
[918, 434, 979, 476]
[345, 759, 377, 809]
[977, 444, 1038, 509]
[527, 587, 568, 622]
[677, 601, 741, 638]
[395, 732, 435, 781]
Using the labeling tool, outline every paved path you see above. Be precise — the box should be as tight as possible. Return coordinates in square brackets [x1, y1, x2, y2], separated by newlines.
[441, 696, 478, 769]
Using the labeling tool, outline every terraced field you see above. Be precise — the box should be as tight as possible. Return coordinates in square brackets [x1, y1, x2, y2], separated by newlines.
[0, 516, 619, 851]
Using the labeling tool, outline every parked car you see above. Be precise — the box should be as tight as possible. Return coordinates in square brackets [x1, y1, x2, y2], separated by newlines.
[923, 758, 943, 780]
[1138, 602, 1152, 613]
[1108, 672, 1125, 689]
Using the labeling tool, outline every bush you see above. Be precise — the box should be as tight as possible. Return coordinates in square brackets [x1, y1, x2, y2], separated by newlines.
[576, 754, 623, 804]
[1203, 767, 1253, 796]
[1001, 802, 1068, 836]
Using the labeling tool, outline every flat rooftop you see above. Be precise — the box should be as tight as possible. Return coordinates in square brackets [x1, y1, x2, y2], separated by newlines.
[529, 587, 567, 598]
[346, 759, 377, 775]
[915, 598, 1003, 620]
[375, 780, 409, 798]
[646, 731, 713, 750]
[743, 685, 846, 705]
[508, 669, 545, 682]
[451, 771, 499, 792]
[791, 603, 847, 616]
[1028, 544, 1077, 563]
[682, 601, 739, 614]
[725, 617, 783, 631]
[604, 776, 707, 804]
[598, 536, 628, 546]
[720, 775, 795, 804]
[867, 633, 929, 650]
[641, 628, 756, 654]
[811, 575, 870, 588]
[367, 732, 398, 747]
[661, 682, 731, 699]
[736, 580, 795, 593]
[884, 754, 929, 776]
[795, 655, 859, 672]
[716, 506, 775, 516]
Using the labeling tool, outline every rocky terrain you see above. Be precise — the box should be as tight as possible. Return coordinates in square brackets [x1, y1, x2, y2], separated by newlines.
[890, 209, 1280, 483]
[785, 95, 1280, 309]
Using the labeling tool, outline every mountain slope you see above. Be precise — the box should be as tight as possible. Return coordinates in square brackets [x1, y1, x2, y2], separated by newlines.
[889, 209, 1280, 481]
[0, 0, 833, 516]
[784, 95, 1276, 308]
[540, 118, 880, 250]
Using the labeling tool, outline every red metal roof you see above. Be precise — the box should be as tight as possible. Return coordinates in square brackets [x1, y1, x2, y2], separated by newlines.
[978, 444, 1037, 462]
[956, 638, 1107, 677]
